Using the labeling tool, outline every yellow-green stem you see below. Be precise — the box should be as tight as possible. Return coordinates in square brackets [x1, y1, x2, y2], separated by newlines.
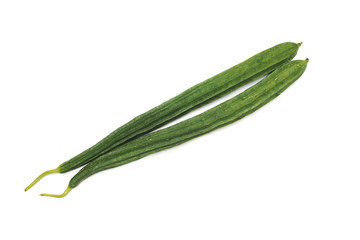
[24, 168, 59, 192]
[40, 186, 72, 198]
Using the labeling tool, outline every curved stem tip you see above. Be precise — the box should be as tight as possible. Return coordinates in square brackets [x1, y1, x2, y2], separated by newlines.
[40, 186, 72, 198]
[24, 168, 59, 192]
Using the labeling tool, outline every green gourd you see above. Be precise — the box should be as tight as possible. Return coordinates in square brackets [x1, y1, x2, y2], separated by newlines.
[25, 42, 301, 192]
[41, 59, 308, 198]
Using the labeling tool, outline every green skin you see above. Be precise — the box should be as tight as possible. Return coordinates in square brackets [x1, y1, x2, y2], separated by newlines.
[59, 42, 300, 173]
[69, 59, 308, 189]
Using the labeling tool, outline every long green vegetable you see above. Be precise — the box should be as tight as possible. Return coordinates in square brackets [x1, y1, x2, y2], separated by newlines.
[25, 42, 300, 191]
[41, 59, 308, 198]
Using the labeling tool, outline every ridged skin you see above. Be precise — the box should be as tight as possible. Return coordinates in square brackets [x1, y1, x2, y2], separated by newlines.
[69, 60, 308, 188]
[59, 42, 300, 173]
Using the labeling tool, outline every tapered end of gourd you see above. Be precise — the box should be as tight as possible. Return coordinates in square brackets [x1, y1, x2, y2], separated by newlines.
[40, 186, 72, 198]
[24, 168, 60, 192]
[297, 42, 303, 47]
[305, 58, 309, 63]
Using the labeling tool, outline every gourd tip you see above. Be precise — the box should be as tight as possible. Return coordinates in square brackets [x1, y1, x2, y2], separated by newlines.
[297, 42, 303, 47]
[305, 58, 309, 63]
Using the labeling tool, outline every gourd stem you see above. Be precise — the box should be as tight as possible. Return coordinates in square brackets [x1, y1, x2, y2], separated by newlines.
[24, 168, 59, 192]
[40, 186, 72, 198]
[297, 42, 303, 47]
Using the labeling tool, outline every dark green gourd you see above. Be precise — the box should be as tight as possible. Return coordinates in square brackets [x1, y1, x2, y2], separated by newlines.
[42, 59, 308, 198]
[25, 42, 301, 192]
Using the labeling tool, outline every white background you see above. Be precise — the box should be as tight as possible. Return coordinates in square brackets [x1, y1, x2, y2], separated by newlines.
[1, 0, 359, 239]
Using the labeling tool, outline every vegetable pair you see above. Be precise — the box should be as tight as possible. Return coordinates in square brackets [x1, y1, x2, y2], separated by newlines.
[25, 42, 307, 197]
